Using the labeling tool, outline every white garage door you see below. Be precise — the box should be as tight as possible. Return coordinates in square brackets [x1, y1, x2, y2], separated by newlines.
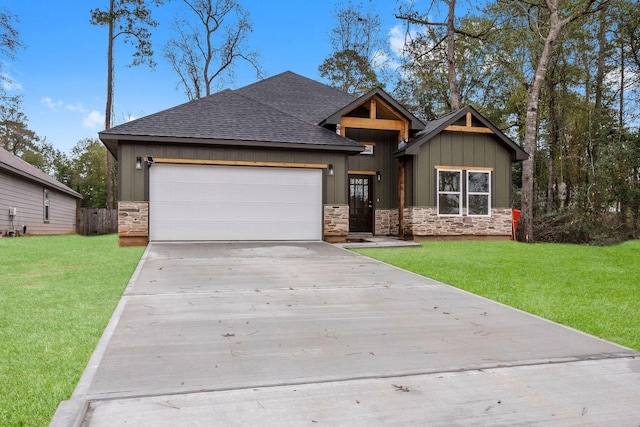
[149, 164, 323, 241]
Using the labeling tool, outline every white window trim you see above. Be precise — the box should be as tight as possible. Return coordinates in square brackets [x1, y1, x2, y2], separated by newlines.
[43, 189, 50, 223]
[466, 170, 492, 217]
[437, 168, 463, 217]
[360, 143, 374, 155]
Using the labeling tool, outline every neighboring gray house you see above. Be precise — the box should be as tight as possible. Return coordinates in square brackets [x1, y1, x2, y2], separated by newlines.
[99, 71, 527, 246]
[0, 147, 81, 236]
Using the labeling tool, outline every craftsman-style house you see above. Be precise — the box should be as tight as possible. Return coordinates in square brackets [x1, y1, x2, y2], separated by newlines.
[99, 71, 527, 246]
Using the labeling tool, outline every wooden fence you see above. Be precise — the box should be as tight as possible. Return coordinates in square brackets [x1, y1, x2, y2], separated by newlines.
[76, 208, 118, 236]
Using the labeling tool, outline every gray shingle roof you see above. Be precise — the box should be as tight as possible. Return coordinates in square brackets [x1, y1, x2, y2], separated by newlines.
[235, 71, 358, 125]
[100, 71, 362, 155]
[0, 147, 82, 198]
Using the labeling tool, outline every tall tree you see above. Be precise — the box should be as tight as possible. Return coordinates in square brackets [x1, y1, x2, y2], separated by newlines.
[90, 0, 164, 209]
[395, 13, 497, 120]
[319, 0, 387, 95]
[508, 0, 610, 242]
[397, 0, 465, 111]
[0, 96, 39, 157]
[0, 7, 23, 102]
[70, 138, 110, 208]
[164, 0, 262, 100]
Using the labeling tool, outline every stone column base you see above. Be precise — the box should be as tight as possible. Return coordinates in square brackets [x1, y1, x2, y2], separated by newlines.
[375, 209, 399, 236]
[118, 201, 149, 247]
[119, 236, 149, 247]
[323, 204, 349, 243]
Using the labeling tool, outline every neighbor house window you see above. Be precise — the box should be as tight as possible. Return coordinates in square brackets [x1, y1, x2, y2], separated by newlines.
[467, 170, 491, 216]
[43, 189, 50, 223]
[437, 169, 462, 216]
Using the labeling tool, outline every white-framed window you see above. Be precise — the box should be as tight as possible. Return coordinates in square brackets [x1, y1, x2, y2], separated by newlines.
[467, 170, 491, 216]
[43, 189, 50, 223]
[437, 169, 462, 216]
[436, 167, 492, 217]
[360, 143, 374, 155]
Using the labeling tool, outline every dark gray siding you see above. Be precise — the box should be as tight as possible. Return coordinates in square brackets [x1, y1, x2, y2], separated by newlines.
[119, 143, 350, 205]
[345, 129, 400, 209]
[0, 171, 77, 235]
[403, 157, 414, 207]
[413, 132, 512, 207]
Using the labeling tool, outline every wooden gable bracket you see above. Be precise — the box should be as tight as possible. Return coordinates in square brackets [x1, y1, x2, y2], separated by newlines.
[340, 96, 410, 141]
[445, 112, 494, 134]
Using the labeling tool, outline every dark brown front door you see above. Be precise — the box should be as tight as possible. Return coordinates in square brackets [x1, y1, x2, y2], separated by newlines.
[349, 174, 373, 233]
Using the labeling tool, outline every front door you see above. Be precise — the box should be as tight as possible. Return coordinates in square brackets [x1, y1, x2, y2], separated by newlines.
[349, 174, 374, 233]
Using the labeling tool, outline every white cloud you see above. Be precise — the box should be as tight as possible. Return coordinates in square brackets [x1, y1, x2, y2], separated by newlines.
[41, 97, 64, 110]
[42, 97, 91, 114]
[607, 67, 640, 91]
[83, 110, 105, 129]
[66, 102, 87, 113]
[2, 73, 22, 91]
[389, 24, 412, 57]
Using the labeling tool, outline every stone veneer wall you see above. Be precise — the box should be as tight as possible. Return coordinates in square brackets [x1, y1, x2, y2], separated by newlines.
[323, 204, 349, 242]
[404, 207, 513, 237]
[118, 201, 149, 246]
[375, 209, 399, 236]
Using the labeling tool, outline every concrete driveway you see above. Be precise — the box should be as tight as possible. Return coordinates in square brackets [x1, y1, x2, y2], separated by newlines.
[53, 242, 640, 426]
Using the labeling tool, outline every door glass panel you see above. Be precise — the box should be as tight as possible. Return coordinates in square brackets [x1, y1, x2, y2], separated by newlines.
[349, 175, 373, 232]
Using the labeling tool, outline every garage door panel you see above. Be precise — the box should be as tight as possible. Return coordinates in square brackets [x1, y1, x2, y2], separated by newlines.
[149, 164, 322, 241]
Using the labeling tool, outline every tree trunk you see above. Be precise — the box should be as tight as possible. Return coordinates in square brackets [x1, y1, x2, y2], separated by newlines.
[619, 34, 624, 130]
[521, 0, 565, 242]
[446, 0, 461, 111]
[586, 8, 608, 216]
[105, 0, 115, 210]
[594, 8, 606, 115]
[546, 79, 557, 214]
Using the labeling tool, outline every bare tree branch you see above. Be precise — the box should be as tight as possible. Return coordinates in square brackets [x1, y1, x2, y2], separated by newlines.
[165, 0, 262, 100]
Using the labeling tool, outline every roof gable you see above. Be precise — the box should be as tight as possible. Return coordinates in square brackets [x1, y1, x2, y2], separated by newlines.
[396, 106, 528, 161]
[321, 87, 425, 132]
[0, 147, 82, 198]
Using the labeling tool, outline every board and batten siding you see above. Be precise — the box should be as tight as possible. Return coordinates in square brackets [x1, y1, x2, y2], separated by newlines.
[118, 142, 349, 205]
[0, 171, 77, 235]
[345, 129, 400, 210]
[413, 132, 513, 208]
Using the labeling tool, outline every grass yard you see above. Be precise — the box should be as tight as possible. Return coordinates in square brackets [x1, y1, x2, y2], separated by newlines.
[0, 234, 144, 427]
[355, 240, 640, 351]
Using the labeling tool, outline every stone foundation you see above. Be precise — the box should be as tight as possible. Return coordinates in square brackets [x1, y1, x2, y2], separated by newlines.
[375, 209, 399, 236]
[118, 201, 149, 246]
[403, 207, 513, 237]
[323, 204, 349, 243]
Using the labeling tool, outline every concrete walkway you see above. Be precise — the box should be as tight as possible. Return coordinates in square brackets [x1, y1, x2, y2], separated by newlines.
[52, 242, 640, 426]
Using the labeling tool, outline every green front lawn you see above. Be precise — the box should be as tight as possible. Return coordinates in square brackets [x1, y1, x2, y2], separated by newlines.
[0, 234, 144, 427]
[355, 240, 640, 351]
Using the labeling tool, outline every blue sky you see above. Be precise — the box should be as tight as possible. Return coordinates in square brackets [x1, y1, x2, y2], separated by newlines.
[4, 0, 414, 154]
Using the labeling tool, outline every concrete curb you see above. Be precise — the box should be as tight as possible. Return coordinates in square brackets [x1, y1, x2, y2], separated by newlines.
[49, 244, 152, 427]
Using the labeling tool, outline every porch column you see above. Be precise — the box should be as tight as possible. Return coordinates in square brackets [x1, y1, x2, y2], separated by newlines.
[398, 158, 405, 239]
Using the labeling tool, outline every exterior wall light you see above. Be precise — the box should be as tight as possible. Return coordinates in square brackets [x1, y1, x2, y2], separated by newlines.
[135, 156, 142, 170]
[376, 171, 381, 181]
[328, 164, 334, 176]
